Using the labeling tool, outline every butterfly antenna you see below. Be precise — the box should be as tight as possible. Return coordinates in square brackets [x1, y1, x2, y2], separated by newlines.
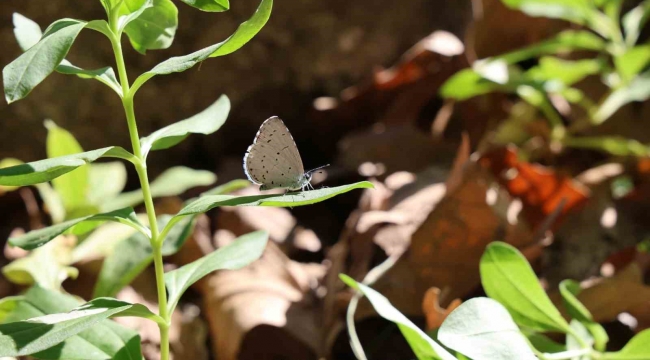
[306, 164, 330, 174]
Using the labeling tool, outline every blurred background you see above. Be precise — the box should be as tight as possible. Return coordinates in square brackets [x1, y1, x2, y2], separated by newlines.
[2, 0, 650, 359]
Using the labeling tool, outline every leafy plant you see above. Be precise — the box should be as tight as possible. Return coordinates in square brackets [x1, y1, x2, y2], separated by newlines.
[441, 0, 650, 157]
[0, 1, 371, 358]
[341, 242, 650, 359]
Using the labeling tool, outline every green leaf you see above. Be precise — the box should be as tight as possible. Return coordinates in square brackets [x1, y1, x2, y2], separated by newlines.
[615, 45, 650, 83]
[71, 221, 139, 263]
[178, 0, 229, 12]
[164, 230, 268, 314]
[94, 215, 195, 298]
[0, 286, 142, 360]
[115, 0, 153, 32]
[201, 179, 251, 196]
[9, 207, 147, 250]
[480, 242, 571, 333]
[559, 280, 609, 351]
[124, 0, 178, 54]
[604, 329, 650, 359]
[131, 0, 272, 93]
[11, 14, 122, 97]
[340, 275, 456, 360]
[525, 57, 602, 89]
[3, 18, 87, 103]
[623, 1, 650, 46]
[594, 71, 650, 124]
[45, 120, 89, 214]
[0, 294, 158, 357]
[0, 146, 134, 187]
[103, 166, 217, 211]
[87, 161, 128, 206]
[500, 0, 592, 24]
[525, 331, 567, 353]
[566, 320, 593, 354]
[33, 183, 66, 224]
[440, 69, 500, 100]
[438, 297, 537, 360]
[0, 158, 23, 193]
[140, 95, 230, 158]
[2, 237, 78, 290]
[498, 30, 606, 64]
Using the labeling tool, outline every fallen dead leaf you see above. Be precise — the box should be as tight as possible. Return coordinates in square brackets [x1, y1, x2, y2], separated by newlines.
[422, 287, 462, 331]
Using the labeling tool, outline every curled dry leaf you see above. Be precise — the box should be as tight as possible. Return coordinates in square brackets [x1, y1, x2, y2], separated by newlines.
[422, 287, 462, 331]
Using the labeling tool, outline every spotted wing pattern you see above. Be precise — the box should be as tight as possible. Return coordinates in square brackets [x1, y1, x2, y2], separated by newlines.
[243, 116, 305, 190]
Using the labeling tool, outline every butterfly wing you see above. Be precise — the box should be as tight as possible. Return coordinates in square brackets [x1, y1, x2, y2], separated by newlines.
[243, 117, 306, 190]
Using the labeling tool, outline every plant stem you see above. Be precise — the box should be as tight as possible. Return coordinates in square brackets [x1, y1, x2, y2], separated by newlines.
[109, 25, 170, 360]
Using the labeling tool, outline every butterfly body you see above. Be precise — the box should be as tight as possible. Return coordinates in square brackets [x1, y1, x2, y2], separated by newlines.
[244, 116, 316, 191]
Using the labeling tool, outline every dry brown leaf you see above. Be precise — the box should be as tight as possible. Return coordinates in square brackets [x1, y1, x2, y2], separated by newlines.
[422, 287, 462, 331]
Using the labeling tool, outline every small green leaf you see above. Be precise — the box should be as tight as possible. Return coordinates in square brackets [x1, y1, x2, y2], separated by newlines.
[3, 18, 87, 103]
[440, 69, 500, 100]
[94, 215, 195, 298]
[9, 207, 147, 250]
[0, 295, 156, 357]
[594, 71, 650, 124]
[124, 0, 178, 54]
[604, 329, 650, 359]
[201, 179, 251, 196]
[559, 280, 609, 351]
[615, 45, 650, 83]
[45, 120, 89, 214]
[57, 60, 123, 96]
[500, 0, 592, 24]
[0, 158, 23, 193]
[498, 30, 606, 64]
[340, 275, 456, 360]
[165, 230, 268, 313]
[0, 146, 134, 187]
[12, 13, 42, 51]
[623, 1, 650, 46]
[566, 320, 594, 354]
[115, 0, 153, 32]
[140, 95, 230, 157]
[0, 286, 142, 360]
[525, 331, 566, 353]
[525, 57, 602, 88]
[87, 161, 128, 206]
[179, 0, 229, 12]
[103, 166, 217, 211]
[131, 0, 272, 93]
[480, 242, 571, 333]
[2, 237, 78, 290]
[438, 297, 537, 360]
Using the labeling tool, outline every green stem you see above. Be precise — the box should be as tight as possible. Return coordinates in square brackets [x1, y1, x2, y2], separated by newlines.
[109, 25, 170, 360]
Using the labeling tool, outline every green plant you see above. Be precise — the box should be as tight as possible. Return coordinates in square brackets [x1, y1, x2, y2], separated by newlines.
[341, 242, 650, 359]
[441, 0, 650, 157]
[0, 1, 372, 358]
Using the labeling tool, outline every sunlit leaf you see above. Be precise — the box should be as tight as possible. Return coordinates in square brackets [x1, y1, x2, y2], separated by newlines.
[594, 71, 650, 123]
[178, 0, 229, 12]
[124, 0, 178, 54]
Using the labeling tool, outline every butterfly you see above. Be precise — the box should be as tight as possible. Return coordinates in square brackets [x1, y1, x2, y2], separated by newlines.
[243, 116, 327, 191]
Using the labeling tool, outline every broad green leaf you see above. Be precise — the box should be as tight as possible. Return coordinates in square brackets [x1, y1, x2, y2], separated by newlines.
[498, 30, 606, 64]
[115, 0, 153, 32]
[604, 329, 650, 359]
[525, 332, 566, 353]
[9, 207, 147, 250]
[559, 280, 609, 351]
[103, 166, 216, 211]
[2, 237, 77, 290]
[0, 159, 23, 193]
[165, 230, 268, 313]
[94, 215, 195, 298]
[124, 0, 178, 54]
[0, 146, 134, 187]
[0, 286, 142, 360]
[480, 242, 571, 333]
[566, 320, 593, 357]
[87, 162, 128, 206]
[11, 14, 122, 96]
[615, 45, 650, 83]
[131, 0, 272, 93]
[623, 1, 650, 46]
[500, 0, 591, 24]
[340, 275, 456, 360]
[179, 0, 229, 12]
[594, 71, 650, 123]
[438, 297, 537, 360]
[525, 57, 602, 89]
[140, 95, 230, 157]
[201, 179, 251, 196]
[0, 295, 158, 357]
[3, 19, 86, 103]
[440, 68, 500, 100]
[45, 120, 89, 214]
